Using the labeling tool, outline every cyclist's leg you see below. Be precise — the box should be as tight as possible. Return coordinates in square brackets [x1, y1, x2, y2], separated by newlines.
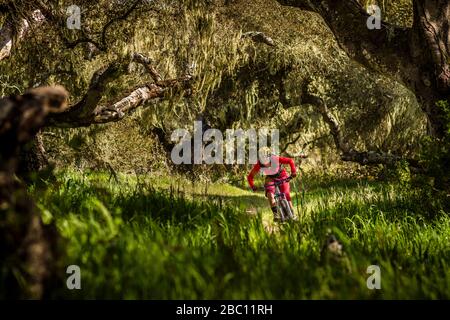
[264, 177, 276, 205]
[279, 180, 295, 217]
[279, 180, 291, 201]
[267, 192, 276, 207]
[264, 177, 279, 220]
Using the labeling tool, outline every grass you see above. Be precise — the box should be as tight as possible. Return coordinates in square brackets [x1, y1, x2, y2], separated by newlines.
[34, 170, 450, 299]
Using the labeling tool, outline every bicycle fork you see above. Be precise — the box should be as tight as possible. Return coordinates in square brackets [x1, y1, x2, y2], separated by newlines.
[275, 186, 294, 222]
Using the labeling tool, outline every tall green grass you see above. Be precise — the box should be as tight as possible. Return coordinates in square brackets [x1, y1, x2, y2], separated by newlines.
[35, 171, 450, 299]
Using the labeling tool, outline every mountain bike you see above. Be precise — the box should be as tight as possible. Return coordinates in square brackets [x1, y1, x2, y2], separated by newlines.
[264, 176, 295, 222]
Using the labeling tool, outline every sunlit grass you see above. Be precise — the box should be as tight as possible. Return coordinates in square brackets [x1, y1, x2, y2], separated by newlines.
[35, 170, 450, 299]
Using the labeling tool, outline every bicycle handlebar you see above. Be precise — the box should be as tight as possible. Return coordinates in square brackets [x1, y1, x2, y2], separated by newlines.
[263, 175, 294, 189]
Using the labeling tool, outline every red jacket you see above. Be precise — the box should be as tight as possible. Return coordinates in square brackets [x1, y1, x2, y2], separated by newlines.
[247, 155, 297, 189]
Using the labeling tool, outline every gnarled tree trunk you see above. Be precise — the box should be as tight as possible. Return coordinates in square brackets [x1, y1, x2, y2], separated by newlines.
[0, 86, 68, 299]
[17, 132, 49, 182]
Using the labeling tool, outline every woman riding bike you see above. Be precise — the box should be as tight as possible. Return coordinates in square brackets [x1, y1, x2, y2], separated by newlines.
[247, 147, 298, 221]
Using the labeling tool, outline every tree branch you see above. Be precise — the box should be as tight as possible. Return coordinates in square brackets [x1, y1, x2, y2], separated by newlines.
[301, 80, 421, 168]
[277, 0, 412, 79]
[0, 9, 45, 61]
[92, 84, 164, 124]
[69, 58, 129, 117]
[281, 132, 302, 153]
[132, 52, 162, 82]
[241, 31, 275, 46]
[45, 53, 193, 128]
[91, 71, 193, 125]
[100, 0, 141, 50]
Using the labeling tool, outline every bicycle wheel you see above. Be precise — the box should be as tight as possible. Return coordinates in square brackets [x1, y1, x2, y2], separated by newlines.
[273, 199, 284, 222]
[280, 199, 294, 221]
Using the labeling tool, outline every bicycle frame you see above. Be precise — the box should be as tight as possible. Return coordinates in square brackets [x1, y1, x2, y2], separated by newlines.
[264, 176, 294, 222]
[273, 184, 286, 202]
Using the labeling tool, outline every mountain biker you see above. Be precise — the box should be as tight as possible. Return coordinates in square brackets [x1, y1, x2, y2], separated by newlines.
[247, 147, 297, 221]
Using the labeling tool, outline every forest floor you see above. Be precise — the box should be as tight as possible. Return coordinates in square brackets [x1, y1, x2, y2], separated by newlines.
[33, 170, 450, 299]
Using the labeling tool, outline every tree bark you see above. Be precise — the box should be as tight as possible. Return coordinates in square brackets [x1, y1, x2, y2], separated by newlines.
[17, 131, 49, 181]
[0, 86, 68, 299]
[44, 53, 193, 128]
[0, 10, 45, 61]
